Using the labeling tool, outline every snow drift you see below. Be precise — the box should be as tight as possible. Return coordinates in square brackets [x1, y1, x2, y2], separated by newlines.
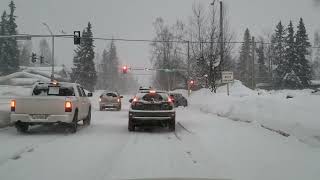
[189, 80, 320, 147]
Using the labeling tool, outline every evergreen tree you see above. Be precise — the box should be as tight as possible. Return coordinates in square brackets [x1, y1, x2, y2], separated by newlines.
[71, 22, 97, 91]
[108, 40, 120, 89]
[295, 18, 311, 87]
[238, 28, 252, 87]
[312, 32, 320, 79]
[19, 41, 32, 66]
[256, 40, 268, 83]
[39, 38, 51, 66]
[278, 21, 298, 88]
[6, 0, 19, 73]
[272, 21, 286, 66]
[0, 11, 9, 75]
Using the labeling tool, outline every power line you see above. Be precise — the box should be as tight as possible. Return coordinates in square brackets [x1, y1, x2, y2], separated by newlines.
[1, 34, 320, 48]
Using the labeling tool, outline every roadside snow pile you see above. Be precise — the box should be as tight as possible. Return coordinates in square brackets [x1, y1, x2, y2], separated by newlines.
[189, 81, 320, 147]
[0, 85, 32, 127]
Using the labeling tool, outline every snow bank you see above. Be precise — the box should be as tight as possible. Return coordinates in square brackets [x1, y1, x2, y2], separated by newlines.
[189, 81, 320, 147]
[0, 86, 32, 127]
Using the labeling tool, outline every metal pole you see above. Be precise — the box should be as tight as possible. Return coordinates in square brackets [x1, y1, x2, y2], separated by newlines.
[252, 36, 255, 89]
[219, 1, 224, 74]
[227, 83, 229, 96]
[187, 41, 190, 97]
[51, 36, 54, 81]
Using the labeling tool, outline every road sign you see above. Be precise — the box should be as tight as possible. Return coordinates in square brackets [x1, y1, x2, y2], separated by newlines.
[221, 71, 234, 84]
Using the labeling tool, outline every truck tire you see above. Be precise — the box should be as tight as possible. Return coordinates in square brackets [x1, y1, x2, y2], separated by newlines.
[128, 118, 135, 132]
[83, 108, 91, 126]
[169, 118, 175, 131]
[15, 122, 29, 133]
[69, 110, 78, 133]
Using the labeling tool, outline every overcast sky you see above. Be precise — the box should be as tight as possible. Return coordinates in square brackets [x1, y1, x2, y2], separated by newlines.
[0, 0, 319, 84]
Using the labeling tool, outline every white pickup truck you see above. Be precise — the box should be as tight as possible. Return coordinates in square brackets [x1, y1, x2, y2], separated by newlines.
[10, 82, 92, 133]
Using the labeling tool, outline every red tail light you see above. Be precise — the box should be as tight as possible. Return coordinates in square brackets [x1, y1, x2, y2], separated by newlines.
[65, 101, 72, 112]
[133, 97, 138, 102]
[11, 100, 16, 112]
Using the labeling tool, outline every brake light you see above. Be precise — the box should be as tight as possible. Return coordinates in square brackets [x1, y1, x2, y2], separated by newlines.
[11, 100, 16, 112]
[99, 98, 101, 102]
[117, 98, 120, 103]
[149, 90, 156, 94]
[65, 101, 72, 112]
[168, 97, 173, 103]
[133, 97, 138, 102]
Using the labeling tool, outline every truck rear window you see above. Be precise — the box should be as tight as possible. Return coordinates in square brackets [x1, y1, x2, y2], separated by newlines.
[32, 85, 75, 96]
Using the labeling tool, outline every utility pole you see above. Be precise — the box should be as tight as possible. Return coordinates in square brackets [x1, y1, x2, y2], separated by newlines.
[210, 0, 216, 92]
[252, 36, 255, 89]
[187, 41, 191, 97]
[219, 0, 224, 76]
[42, 23, 54, 81]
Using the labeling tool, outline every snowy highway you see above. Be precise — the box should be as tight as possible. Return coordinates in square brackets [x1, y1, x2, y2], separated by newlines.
[0, 94, 320, 180]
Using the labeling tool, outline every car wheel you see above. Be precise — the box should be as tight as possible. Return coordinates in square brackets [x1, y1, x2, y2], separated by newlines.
[69, 110, 78, 133]
[128, 118, 135, 131]
[15, 122, 29, 133]
[169, 118, 175, 131]
[83, 108, 91, 126]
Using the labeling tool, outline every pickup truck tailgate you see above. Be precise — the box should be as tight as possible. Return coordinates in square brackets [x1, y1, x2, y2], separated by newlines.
[14, 97, 73, 115]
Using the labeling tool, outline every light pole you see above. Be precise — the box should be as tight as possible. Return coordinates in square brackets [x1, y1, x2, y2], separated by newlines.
[42, 22, 54, 81]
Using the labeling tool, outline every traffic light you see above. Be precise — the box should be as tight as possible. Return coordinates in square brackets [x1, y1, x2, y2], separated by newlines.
[31, 53, 37, 63]
[122, 65, 128, 74]
[74, 31, 81, 45]
[40, 56, 44, 64]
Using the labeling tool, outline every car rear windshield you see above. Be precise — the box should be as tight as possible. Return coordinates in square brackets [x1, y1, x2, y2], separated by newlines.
[105, 93, 117, 97]
[32, 85, 75, 96]
[138, 93, 168, 102]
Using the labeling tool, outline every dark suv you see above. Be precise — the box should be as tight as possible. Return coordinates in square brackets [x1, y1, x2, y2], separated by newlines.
[128, 90, 175, 131]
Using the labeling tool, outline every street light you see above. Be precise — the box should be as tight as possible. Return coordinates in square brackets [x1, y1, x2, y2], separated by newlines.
[42, 22, 55, 81]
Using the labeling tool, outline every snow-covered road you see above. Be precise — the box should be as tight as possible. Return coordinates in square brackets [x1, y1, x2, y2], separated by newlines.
[0, 95, 319, 180]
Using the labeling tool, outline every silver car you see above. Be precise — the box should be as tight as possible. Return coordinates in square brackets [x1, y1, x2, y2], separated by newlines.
[99, 92, 123, 111]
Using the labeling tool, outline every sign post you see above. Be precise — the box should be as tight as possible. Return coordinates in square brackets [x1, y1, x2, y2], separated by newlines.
[221, 71, 234, 96]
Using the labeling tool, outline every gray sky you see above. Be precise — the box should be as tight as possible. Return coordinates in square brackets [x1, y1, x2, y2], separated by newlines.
[1, 0, 319, 79]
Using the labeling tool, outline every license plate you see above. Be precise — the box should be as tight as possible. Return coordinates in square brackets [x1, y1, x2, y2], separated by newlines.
[31, 114, 48, 119]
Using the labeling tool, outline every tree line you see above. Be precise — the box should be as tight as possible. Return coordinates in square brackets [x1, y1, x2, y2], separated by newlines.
[237, 18, 315, 89]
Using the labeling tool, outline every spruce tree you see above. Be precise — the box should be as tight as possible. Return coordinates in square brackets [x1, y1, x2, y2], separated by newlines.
[71, 22, 97, 91]
[281, 21, 299, 88]
[6, 0, 19, 73]
[256, 40, 268, 83]
[0, 11, 9, 75]
[273, 21, 286, 66]
[238, 28, 252, 87]
[312, 32, 320, 79]
[295, 18, 311, 87]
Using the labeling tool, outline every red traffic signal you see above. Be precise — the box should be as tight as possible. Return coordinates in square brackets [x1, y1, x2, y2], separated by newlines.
[122, 65, 128, 74]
